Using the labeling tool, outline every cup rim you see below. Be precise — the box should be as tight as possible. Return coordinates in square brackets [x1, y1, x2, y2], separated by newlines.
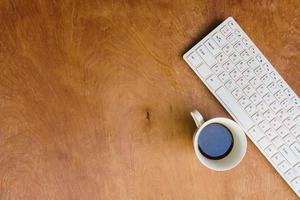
[193, 117, 247, 171]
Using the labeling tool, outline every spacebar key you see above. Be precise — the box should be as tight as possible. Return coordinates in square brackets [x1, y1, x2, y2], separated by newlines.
[215, 87, 254, 130]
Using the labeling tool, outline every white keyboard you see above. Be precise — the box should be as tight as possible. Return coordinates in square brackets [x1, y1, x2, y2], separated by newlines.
[183, 17, 300, 197]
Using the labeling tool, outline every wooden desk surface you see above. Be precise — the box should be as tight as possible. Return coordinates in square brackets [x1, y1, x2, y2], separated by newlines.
[1, 0, 300, 199]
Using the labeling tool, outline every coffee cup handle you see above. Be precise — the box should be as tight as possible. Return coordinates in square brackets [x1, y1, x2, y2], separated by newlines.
[191, 110, 204, 128]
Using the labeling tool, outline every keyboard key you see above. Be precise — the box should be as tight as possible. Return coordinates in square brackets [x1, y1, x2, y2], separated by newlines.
[256, 55, 265, 65]
[227, 32, 238, 43]
[218, 72, 231, 83]
[283, 117, 296, 129]
[223, 44, 234, 55]
[273, 136, 285, 148]
[247, 58, 259, 69]
[291, 178, 300, 192]
[196, 63, 213, 79]
[229, 52, 241, 64]
[283, 134, 296, 146]
[242, 37, 251, 47]
[197, 45, 217, 66]
[213, 32, 227, 47]
[258, 137, 271, 149]
[261, 74, 273, 86]
[277, 126, 289, 137]
[220, 25, 232, 36]
[248, 126, 264, 141]
[233, 41, 245, 53]
[263, 93, 276, 105]
[291, 142, 300, 157]
[291, 125, 300, 137]
[239, 96, 251, 108]
[270, 101, 282, 113]
[215, 87, 254, 130]
[265, 128, 277, 139]
[223, 60, 235, 72]
[281, 99, 293, 110]
[236, 77, 248, 88]
[274, 91, 287, 102]
[271, 153, 285, 165]
[232, 88, 244, 100]
[230, 69, 242, 81]
[228, 20, 237, 29]
[252, 112, 264, 124]
[243, 85, 255, 97]
[243, 69, 255, 80]
[270, 118, 282, 130]
[257, 101, 268, 113]
[206, 75, 222, 90]
[270, 71, 280, 81]
[259, 120, 277, 133]
[288, 107, 300, 119]
[277, 109, 289, 121]
[249, 77, 262, 88]
[265, 144, 277, 157]
[257, 84, 269, 97]
[236, 60, 248, 72]
[211, 64, 224, 75]
[291, 97, 300, 107]
[245, 104, 256, 116]
[240, 49, 252, 61]
[264, 110, 276, 121]
[249, 46, 258, 55]
[224, 79, 237, 91]
[278, 161, 291, 173]
[186, 52, 202, 67]
[254, 66, 267, 78]
[268, 82, 280, 94]
[280, 145, 299, 166]
[216, 52, 228, 64]
[205, 38, 221, 55]
[284, 88, 294, 98]
[285, 169, 298, 181]
[250, 93, 263, 105]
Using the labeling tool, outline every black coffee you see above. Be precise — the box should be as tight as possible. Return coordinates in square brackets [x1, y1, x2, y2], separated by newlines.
[198, 123, 234, 160]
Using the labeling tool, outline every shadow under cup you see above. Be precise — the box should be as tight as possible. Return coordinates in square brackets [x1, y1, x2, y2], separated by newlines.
[193, 118, 247, 171]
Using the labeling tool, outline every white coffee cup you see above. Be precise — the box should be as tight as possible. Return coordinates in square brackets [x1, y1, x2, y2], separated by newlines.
[191, 110, 247, 171]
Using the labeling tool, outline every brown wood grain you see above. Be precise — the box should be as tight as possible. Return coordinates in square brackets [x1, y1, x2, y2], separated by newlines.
[0, 0, 300, 199]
